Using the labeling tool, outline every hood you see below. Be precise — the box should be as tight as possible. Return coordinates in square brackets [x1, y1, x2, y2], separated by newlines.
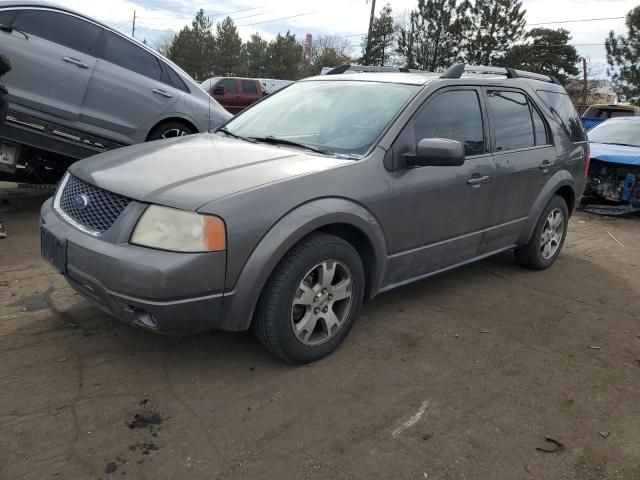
[70, 133, 351, 211]
[590, 142, 640, 167]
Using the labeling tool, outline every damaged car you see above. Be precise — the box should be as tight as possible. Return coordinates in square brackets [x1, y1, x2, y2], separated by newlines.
[583, 117, 640, 215]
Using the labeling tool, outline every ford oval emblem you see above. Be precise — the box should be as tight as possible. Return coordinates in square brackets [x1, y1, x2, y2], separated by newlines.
[72, 194, 90, 209]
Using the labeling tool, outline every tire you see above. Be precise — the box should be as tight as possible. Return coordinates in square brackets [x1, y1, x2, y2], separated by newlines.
[515, 195, 569, 270]
[147, 121, 195, 141]
[253, 233, 365, 363]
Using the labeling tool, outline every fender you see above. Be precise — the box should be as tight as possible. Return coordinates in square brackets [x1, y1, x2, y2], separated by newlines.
[219, 198, 388, 331]
[517, 170, 576, 245]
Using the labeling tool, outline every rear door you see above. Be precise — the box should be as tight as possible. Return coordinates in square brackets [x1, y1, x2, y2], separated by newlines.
[239, 79, 260, 108]
[80, 30, 179, 135]
[0, 8, 100, 121]
[480, 88, 557, 253]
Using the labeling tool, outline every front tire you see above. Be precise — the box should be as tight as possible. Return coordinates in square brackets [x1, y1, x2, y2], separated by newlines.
[253, 233, 365, 363]
[147, 121, 194, 141]
[515, 195, 569, 270]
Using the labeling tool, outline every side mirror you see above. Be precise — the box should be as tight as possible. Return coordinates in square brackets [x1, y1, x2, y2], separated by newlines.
[213, 85, 225, 95]
[404, 138, 465, 168]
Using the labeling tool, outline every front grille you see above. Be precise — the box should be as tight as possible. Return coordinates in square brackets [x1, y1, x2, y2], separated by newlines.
[58, 174, 131, 234]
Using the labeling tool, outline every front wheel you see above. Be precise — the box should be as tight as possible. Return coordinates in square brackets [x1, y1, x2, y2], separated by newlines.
[147, 121, 194, 141]
[515, 195, 569, 270]
[253, 233, 365, 363]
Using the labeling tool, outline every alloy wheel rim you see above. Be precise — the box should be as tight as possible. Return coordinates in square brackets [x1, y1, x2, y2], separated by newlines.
[161, 128, 189, 139]
[291, 260, 354, 346]
[540, 208, 564, 260]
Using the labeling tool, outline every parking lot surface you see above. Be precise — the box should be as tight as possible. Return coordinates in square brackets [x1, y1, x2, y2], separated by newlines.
[1, 193, 639, 480]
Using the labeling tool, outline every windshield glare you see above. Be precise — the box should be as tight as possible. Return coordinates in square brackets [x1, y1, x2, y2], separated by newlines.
[222, 80, 419, 156]
[588, 120, 640, 147]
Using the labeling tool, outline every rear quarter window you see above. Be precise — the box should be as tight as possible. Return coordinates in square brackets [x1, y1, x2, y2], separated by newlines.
[536, 90, 586, 142]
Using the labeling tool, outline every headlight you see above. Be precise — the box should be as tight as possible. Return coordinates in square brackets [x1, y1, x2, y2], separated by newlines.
[131, 205, 226, 252]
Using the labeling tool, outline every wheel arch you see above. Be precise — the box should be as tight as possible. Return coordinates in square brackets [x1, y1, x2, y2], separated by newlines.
[146, 117, 199, 141]
[219, 198, 388, 332]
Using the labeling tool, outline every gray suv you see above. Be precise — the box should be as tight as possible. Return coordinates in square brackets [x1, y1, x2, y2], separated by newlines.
[0, 2, 230, 171]
[40, 64, 589, 363]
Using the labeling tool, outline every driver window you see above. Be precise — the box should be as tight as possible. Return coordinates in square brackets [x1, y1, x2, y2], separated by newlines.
[414, 90, 485, 156]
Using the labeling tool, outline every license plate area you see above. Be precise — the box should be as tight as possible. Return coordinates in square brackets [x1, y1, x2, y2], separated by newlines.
[41, 227, 67, 274]
[0, 141, 19, 174]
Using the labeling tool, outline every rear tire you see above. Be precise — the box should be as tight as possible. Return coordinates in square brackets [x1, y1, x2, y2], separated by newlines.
[147, 121, 195, 141]
[515, 195, 568, 270]
[253, 233, 365, 363]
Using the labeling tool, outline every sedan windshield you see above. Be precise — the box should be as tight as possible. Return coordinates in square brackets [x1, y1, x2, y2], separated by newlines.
[588, 120, 640, 147]
[220, 80, 419, 156]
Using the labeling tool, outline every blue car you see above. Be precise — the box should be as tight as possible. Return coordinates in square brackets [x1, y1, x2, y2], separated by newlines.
[584, 117, 640, 214]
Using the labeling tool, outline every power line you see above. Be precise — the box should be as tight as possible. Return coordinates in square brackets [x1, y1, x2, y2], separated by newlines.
[139, 5, 266, 21]
[236, 10, 319, 28]
[527, 16, 625, 26]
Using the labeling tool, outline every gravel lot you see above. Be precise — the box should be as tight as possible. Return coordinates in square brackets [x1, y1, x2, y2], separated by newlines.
[1, 192, 639, 480]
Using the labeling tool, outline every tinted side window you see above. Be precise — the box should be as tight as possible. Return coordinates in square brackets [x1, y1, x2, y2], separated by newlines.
[218, 78, 237, 93]
[531, 104, 548, 146]
[96, 31, 162, 80]
[610, 110, 634, 118]
[536, 90, 587, 142]
[241, 80, 258, 95]
[165, 64, 190, 92]
[414, 90, 484, 156]
[14, 10, 101, 55]
[487, 91, 535, 151]
[0, 9, 18, 26]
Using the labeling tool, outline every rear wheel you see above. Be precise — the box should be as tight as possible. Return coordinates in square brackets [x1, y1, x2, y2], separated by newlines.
[515, 195, 569, 270]
[147, 121, 195, 141]
[253, 233, 365, 363]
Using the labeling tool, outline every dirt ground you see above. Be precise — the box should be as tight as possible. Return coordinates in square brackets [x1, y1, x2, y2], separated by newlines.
[1, 191, 639, 480]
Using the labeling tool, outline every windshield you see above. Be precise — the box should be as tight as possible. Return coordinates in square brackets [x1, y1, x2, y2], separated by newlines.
[588, 120, 640, 147]
[221, 80, 419, 156]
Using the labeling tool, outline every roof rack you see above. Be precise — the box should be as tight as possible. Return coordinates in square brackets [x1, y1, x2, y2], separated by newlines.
[440, 63, 562, 85]
[323, 64, 427, 75]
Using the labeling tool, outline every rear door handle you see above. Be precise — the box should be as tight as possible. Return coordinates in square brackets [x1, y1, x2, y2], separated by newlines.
[62, 56, 89, 69]
[467, 175, 491, 186]
[539, 160, 555, 170]
[152, 88, 173, 99]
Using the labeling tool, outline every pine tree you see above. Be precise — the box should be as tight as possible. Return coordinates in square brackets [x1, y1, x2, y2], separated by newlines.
[214, 17, 243, 76]
[265, 32, 303, 80]
[605, 6, 640, 105]
[360, 4, 395, 66]
[499, 28, 580, 82]
[166, 9, 215, 81]
[397, 0, 471, 71]
[467, 0, 526, 65]
[245, 33, 268, 78]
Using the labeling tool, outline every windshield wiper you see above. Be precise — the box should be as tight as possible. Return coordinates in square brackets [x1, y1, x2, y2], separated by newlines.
[215, 127, 256, 143]
[249, 136, 331, 155]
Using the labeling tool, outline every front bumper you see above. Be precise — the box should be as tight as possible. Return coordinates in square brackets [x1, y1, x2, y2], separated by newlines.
[40, 198, 227, 335]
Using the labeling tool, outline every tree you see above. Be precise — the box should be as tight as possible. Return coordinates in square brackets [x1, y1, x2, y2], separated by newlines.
[467, 0, 526, 65]
[245, 33, 269, 77]
[166, 10, 215, 81]
[605, 6, 640, 105]
[499, 28, 580, 83]
[397, 0, 471, 71]
[299, 34, 354, 77]
[360, 4, 395, 66]
[265, 32, 303, 79]
[214, 17, 244, 76]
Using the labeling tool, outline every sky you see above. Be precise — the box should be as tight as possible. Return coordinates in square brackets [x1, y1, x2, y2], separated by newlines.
[57, 0, 637, 72]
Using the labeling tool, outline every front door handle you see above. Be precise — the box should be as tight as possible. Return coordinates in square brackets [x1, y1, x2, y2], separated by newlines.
[467, 175, 490, 186]
[152, 88, 173, 99]
[539, 160, 555, 170]
[62, 56, 89, 69]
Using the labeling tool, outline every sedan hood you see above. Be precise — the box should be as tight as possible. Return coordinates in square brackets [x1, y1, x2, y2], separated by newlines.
[590, 142, 640, 167]
[70, 133, 351, 210]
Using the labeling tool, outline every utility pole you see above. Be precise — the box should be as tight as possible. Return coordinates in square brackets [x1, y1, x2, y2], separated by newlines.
[364, 0, 376, 64]
[131, 10, 137, 38]
[582, 58, 588, 107]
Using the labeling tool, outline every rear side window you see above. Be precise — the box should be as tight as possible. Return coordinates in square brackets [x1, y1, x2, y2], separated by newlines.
[165, 64, 190, 93]
[13, 10, 102, 55]
[414, 90, 485, 156]
[0, 9, 18, 26]
[487, 91, 537, 151]
[218, 78, 237, 93]
[610, 110, 634, 118]
[536, 90, 586, 142]
[531, 106, 548, 146]
[241, 80, 258, 95]
[96, 31, 162, 80]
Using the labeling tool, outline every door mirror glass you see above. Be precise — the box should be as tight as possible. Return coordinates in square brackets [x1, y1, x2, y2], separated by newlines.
[213, 85, 225, 95]
[404, 138, 465, 167]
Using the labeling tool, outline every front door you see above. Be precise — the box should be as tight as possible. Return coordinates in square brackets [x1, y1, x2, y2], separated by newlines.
[213, 78, 241, 113]
[480, 88, 558, 253]
[386, 87, 496, 286]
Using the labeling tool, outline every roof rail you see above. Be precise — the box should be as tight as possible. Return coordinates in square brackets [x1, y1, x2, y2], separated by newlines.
[323, 64, 425, 75]
[440, 63, 562, 85]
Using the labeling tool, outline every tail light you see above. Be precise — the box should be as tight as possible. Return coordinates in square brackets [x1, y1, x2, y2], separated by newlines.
[584, 143, 591, 177]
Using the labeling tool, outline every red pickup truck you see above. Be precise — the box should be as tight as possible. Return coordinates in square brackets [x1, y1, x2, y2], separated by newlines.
[200, 77, 265, 114]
